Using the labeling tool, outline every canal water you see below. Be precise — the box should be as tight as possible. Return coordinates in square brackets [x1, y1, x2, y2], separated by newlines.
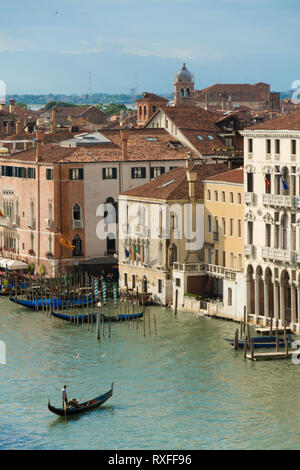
[0, 297, 300, 450]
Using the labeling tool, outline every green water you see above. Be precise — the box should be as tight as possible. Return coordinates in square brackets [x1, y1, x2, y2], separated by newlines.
[0, 297, 299, 450]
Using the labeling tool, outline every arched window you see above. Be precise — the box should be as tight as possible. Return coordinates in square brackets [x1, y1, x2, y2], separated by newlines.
[105, 197, 118, 223]
[143, 106, 147, 117]
[72, 234, 82, 257]
[185, 88, 190, 97]
[142, 275, 148, 293]
[73, 203, 81, 221]
[179, 88, 184, 97]
[281, 167, 290, 195]
[152, 105, 156, 113]
[139, 105, 142, 118]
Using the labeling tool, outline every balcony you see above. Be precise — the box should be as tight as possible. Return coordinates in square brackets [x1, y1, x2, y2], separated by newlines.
[45, 218, 54, 230]
[27, 218, 35, 230]
[72, 219, 83, 230]
[262, 247, 295, 264]
[262, 194, 295, 208]
[206, 264, 240, 281]
[173, 262, 206, 273]
[213, 231, 219, 242]
[244, 244, 255, 257]
[245, 192, 255, 204]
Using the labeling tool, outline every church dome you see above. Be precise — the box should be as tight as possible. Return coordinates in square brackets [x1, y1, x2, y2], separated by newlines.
[174, 63, 194, 83]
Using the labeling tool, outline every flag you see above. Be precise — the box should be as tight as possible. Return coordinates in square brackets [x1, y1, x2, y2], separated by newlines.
[130, 247, 135, 261]
[265, 176, 270, 191]
[280, 174, 289, 191]
[133, 244, 141, 260]
[125, 248, 130, 258]
[60, 234, 75, 250]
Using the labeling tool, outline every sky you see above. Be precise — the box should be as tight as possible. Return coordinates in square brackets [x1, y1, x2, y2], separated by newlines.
[1, 0, 300, 95]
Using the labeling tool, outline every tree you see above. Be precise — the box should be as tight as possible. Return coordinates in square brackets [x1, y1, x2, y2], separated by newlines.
[44, 101, 77, 111]
[16, 102, 27, 109]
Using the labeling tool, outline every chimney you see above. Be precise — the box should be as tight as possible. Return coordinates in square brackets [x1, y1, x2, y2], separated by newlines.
[35, 130, 45, 162]
[16, 120, 23, 136]
[187, 169, 197, 201]
[120, 129, 130, 160]
[185, 153, 194, 168]
[9, 99, 15, 114]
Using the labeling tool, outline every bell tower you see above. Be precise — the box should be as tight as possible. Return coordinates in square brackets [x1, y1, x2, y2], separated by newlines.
[174, 63, 195, 106]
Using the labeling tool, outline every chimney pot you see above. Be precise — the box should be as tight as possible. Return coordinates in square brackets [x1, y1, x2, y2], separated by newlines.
[120, 129, 130, 160]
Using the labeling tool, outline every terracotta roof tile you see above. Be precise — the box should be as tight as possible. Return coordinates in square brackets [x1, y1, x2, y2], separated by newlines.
[247, 109, 300, 130]
[121, 163, 229, 200]
[136, 92, 168, 103]
[204, 167, 244, 184]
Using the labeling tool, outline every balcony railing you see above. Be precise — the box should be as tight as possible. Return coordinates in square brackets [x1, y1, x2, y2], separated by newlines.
[262, 247, 296, 263]
[206, 264, 241, 280]
[262, 194, 295, 208]
[72, 219, 83, 230]
[244, 244, 254, 257]
[245, 192, 255, 204]
[173, 262, 206, 273]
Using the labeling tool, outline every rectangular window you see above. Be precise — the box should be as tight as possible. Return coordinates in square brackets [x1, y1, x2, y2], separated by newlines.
[207, 189, 211, 201]
[207, 215, 212, 233]
[46, 168, 53, 180]
[238, 254, 242, 270]
[248, 138, 253, 153]
[230, 192, 234, 203]
[247, 173, 253, 192]
[150, 167, 165, 179]
[158, 279, 162, 294]
[27, 168, 36, 179]
[275, 139, 280, 154]
[124, 273, 128, 287]
[222, 191, 225, 202]
[230, 218, 234, 236]
[237, 193, 242, 204]
[131, 167, 146, 179]
[265, 173, 271, 194]
[228, 288, 232, 306]
[207, 248, 212, 264]
[132, 275, 136, 289]
[248, 221, 253, 245]
[238, 219, 242, 238]
[175, 278, 181, 287]
[266, 139, 271, 154]
[103, 167, 117, 179]
[291, 139, 296, 156]
[215, 249, 219, 266]
[222, 251, 226, 267]
[230, 252, 234, 269]
[222, 217, 226, 236]
[69, 168, 83, 180]
[214, 190, 218, 202]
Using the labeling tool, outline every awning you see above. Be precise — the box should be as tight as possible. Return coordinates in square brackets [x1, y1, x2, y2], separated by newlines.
[0, 258, 29, 270]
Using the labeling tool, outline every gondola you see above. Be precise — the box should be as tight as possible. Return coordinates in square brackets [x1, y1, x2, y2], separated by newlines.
[48, 383, 113, 416]
[51, 311, 144, 323]
[9, 296, 98, 310]
[225, 334, 292, 344]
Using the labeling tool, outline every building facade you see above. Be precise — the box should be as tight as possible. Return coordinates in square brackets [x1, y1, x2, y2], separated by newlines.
[203, 168, 245, 320]
[241, 111, 300, 331]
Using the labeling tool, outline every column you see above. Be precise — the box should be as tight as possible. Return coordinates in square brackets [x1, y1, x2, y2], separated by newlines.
[264, 279, 269, 319]
[280, 282, 285, 323]
[254, 276, 260, 318]
[246, 276, 252, 315]
[291, 283, 297, 324]
[273, 281, 279, 320]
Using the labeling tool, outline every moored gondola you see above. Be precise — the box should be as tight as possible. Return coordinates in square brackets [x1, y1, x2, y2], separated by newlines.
[51, 311, 144, 322]
[48, 383, 113, 416]
[9, 296, 97, 310]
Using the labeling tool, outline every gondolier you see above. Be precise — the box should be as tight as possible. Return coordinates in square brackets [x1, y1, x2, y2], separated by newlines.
[62, 385, 68, 409]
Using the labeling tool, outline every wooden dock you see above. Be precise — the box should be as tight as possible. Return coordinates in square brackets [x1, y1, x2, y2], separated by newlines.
[256, 326, 291, 335]
[246, 350, 295, 361]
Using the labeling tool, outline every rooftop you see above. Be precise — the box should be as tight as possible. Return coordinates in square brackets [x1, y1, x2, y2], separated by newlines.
[121, 163, 229, 200]
[204, 167, 244, 184]
[247, 109, 300, 131]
